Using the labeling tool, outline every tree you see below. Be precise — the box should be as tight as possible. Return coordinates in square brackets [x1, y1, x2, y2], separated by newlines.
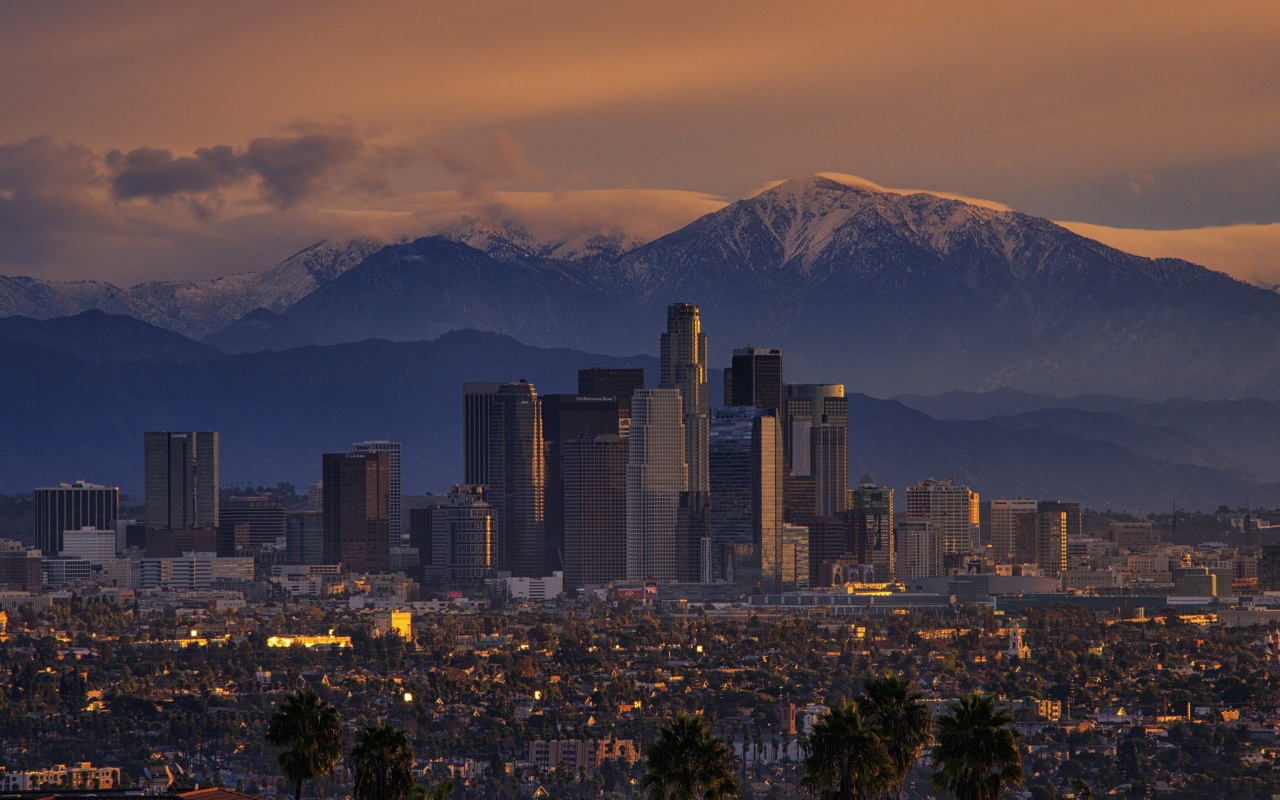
[350, 722, 416, 800]
[931, 693, 1023, 800]
[641, 712, 741, 800]
[799, 700, 893, 800]
[861, 673, 932, 799]
[265, 687, 343, 800]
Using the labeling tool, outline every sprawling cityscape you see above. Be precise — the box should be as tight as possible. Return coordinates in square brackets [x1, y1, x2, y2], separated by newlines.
[3, 302, 1280, 800]
[6, 3, 1280, 799]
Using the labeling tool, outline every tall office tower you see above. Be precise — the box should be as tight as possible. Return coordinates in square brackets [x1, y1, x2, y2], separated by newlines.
[563, 434, 628, 590]
[220, 496, 286, 548]
[541, 395, 621, 572]
[488, 380, 546, 577]
[577, 368, 645, 420]
[627, 388, 688, 581]
[991, 498, 1038, 561]
[307, 481, 323, 511]
[352, 441, 402, 545]
[407, 496, 449, 584]
[660, 303, 710, 494]
[285, 510, 324, 564]
[463, 383, 501, 486]
[780, 523, 810, 590]
[34, 481, 119, 556]
[730, 347, 783, 411]
[905, 478, 980, 559]
[811, 424, 848, 518]
[321, 451, 391, 573]
[1037, 500, 1081, 542]
[781, 385, 848, 527]
[723, 368, 734, 406]
[897, 518, 942, 580]
[709, 407, 782, 586]
[426, 485, 494, 592]
[1033, 509, 1068, 578]
[850, 475, 895, 581]
[145, 431, 219, 530]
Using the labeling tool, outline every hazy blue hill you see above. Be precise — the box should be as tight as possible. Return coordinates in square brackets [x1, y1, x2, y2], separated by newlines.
[4, 328, 1279, 510]
[896, 389, 1280, 483]
[0, 310, 222, 364]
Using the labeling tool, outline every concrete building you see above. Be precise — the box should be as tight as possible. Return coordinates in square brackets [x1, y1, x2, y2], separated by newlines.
[850, 475, 895, 581]
[220, 495, 286, 549]
[781, 384, 847, 528]
[709, 407, 782, 587]
[897, 518, 942, 580]
[991, 498, 1038, 561]
[286, 510, 324, 564]
[541, 395, 621, 573]
[425, 485, 494, 592]
[905, 478, 979, 560]
[660, 303, 710, 494]
[60, 528, 116, 565]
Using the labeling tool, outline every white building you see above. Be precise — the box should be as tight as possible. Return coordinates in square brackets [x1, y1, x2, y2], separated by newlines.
[61, 528, 117, 565]
[906, 478, 979, 556]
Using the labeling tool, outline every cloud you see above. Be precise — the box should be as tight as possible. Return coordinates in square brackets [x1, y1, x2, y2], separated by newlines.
[105, 129, 367, 210]
[1058, 220, 1280, 287]
[0, 135, 123, 267]
[427, 131, 545, 200]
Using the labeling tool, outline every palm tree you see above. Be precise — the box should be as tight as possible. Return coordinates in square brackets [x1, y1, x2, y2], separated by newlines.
[350, 722, 416, 800]
[931, 693, 1023, 800]
[861, 674, 932, 799]
[799, 700, 893, 800]
[265, 687, 343, 800]
[641, 712, 740, 800]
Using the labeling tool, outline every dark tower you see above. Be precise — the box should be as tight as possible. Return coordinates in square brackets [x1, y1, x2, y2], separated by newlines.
[488, 380, 546, 577]
[731, 347, 782, 411]
[321, 451, 391, 572]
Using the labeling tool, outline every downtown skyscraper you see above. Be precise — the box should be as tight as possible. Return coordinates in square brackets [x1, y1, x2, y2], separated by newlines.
[626, 388, 689, 582]
[708, 406, 782, 588]
[321, 450, 391, 573]
[660, 303, 710, 494]
[144, 431, 219, 530]
[351, 440, 402, 545]
[487, 380, 546, 577]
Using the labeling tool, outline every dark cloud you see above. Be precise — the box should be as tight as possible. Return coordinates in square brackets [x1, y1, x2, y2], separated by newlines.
[106, 144, 243, 199]
[105, 130, 365, 210]
[0, 136, 119, 267]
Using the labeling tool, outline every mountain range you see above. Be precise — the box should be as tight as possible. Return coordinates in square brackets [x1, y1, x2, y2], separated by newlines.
[8, 175, 1280, 399]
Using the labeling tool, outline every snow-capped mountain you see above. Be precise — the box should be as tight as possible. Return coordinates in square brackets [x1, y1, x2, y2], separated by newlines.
[0, 237, 383, 339]
[438, 214, 648, 265]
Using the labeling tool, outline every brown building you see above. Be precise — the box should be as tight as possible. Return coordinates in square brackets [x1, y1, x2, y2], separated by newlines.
[488, 381, 546, 577]
[144, 528, 217, 558]
[0, 542, 41, 592]
[542, 395, 621, 573]
[322, 451, 391, 573]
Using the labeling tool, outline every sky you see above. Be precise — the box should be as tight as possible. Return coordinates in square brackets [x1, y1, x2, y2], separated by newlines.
[2, 1, 1279, 285]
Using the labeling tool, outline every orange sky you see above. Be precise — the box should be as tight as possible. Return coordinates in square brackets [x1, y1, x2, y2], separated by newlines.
[1, 1, 1278, 283]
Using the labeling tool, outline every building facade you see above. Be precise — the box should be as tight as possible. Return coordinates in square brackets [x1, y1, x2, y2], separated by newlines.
[34, 482, 119, 556]
[563, 434, 628, 590]
[626, 388, 688, 582]
[144, 431, 219, 530]
[488, 381, 546, 577]
[352, 441, 403, 545]
[321, 451, 391, 573]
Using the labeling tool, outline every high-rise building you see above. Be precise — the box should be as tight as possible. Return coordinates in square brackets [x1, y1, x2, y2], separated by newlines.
[34, 482, 119, 556]
[709, 407, 782, 587]
[1037, 500, 1082, 542]
[626, 388, 688, 582]
[488, 381, 546, 577]
[285, 510, 324, 564]
[425, 485, 494, 592]
[781, 385, 848, 527]
[780, 523, 810, 590]
[352, 441, 403, 545]
[730, 347, 782, 412]
[905, 478, 980, 558]
[220, 496, 286, 549]
[811, 424, 848, 518]
[145, 432, 219, 530]
[897, 518, 942, 580]
[1033, 509, 1068, 578]
[577, 368, 645, 419]
[563, 434, 628, 590]
[660, 303, 710, 494]
[321, 451, 391, 573]
[542, 395, 621, 572]
[463, 383, 501, 486]
[850, 475, 894, 581]
[991, 498, 1038, 561]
